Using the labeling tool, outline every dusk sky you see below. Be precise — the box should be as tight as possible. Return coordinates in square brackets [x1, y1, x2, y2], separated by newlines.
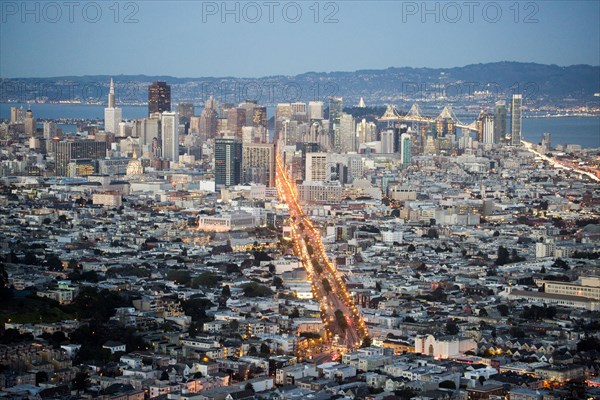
[1, 1, 599, 78]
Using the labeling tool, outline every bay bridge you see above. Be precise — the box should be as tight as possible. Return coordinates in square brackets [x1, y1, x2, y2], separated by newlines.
[378, 103, 480, 132]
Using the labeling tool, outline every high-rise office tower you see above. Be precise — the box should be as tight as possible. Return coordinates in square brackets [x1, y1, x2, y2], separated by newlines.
[43, 121, 57, 140]
[148, 81, 171, 115]
[242, 143, 275, 187]
[196, 96, 218, 140]
[215, 137, 242, 187]
[199, 110, 218, 139]
[55, 140, 107, 176]
[482, 114, 495, 144]
[10, 106, 25, 124]
[104, 79, 122, 134]
[381, 129, 395, 154]
[305, 152, 330, 182]
[339, 113, 356, 153]
[308, 101, 324, 121]
[356, 118, 377, 145]
[400, 133, 412, 167]
[275, 103, 292, 140]
[541, 133, 552, 152]
[511, 94, 522, 146]
[161, 112, 179, 162]
[177, 103, 195, 125]
[300, 143, 320, 179]
[291, 102, 307, 114]
[494, 100, 507, 144]
[276, 103, 292, 120]
[281, 120, 300, 146]
[242, 126, 268, 144]
[252, 106, 267, 129]
[290, 102, 308, 123]
[135, 117, 161, 147]
[189, 116, 201, 134]
[227, 108, 246, 139]
[237, 100, 256, 126]
[328, 97, 343, 149]
[24, 108, 36, 137]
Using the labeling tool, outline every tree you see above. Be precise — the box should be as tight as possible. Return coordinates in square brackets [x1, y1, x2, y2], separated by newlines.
[394, 387, 416, 400]
[509, 326, 525, 338]
[289, 308, 300, 318]
[576, 336, 600, 352]
[36, 371, 48, 385]
[22, 251, 37, 265]
[360, 336, 372, 348]
[496, 304, 509, 317]
[244, 382, 255, 393]
[478, 308, 488, 317]
[407, 244, 416, 252]
[228, 319, 240, 334]
[191, 272, 222, 288]
[495, 246, 510, 266]
[72, 372, 90, 394]
[334, 309, 348, 331]
[166, 270, 192, 285]
[426, 228, 439, 239]
[241, 282, 273, 297]
[445, 321, 459, 335]
[552, 258, 569, 270]
[46, 254, 62, 271]
[322, 278, 332, 293]
[260, 343, 270, 355]
[272, 277, 283, 289]
[439, 380, 456, 390]
[0, 274, 12, 301]
[221, 285, 231, 299]
[68, 258, 80, 270]
[253, 251, 272, 264]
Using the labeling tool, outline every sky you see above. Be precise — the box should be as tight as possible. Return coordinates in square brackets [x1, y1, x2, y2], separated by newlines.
[1, 1, 599, 78]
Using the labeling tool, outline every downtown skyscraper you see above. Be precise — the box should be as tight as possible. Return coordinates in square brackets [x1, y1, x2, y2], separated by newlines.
[161, 112, 179, 162]
[511, 94, 522, 146]
[148, 81, 171, 115]
[400, 133, 412, 167]
[104, 78, 122, 134]
[215, 137, 242, 187]
[494, 100, 507, 144]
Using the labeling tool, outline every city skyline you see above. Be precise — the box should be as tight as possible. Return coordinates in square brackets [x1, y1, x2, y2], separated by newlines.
[1, 1, 600, 399]
[1, 1, 599, 78]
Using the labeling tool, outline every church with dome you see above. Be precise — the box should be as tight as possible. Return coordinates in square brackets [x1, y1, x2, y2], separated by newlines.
[126, 150, 144, 176]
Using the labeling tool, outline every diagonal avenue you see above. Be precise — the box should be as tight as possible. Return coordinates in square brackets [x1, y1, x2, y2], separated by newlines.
[275, 151, 369, 352]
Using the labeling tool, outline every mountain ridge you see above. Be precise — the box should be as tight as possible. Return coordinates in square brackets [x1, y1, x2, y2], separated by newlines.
[2, 62, 598, 107]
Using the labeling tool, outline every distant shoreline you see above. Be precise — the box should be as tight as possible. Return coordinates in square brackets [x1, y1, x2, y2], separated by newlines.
[524, 114, 600, 119]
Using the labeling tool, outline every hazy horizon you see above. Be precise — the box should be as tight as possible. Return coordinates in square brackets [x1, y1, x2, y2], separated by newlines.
[2, 60, 600, 80]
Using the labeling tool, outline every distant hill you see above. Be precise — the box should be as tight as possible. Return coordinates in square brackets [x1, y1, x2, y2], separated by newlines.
[1, 62, 598, 109]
